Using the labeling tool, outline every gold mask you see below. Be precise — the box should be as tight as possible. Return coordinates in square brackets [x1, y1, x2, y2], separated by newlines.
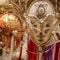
[25, 0, 58, 46]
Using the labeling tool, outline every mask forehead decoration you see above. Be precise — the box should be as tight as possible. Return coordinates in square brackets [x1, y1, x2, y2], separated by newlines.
[28, 1, 55, 17]
[25, 0, 58, 46]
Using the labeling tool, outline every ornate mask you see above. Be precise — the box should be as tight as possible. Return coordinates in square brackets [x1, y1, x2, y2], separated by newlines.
[25, 0, 58, 46]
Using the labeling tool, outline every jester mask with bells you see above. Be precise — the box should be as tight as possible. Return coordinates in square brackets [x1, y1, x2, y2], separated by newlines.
[25, 0, 58, 46]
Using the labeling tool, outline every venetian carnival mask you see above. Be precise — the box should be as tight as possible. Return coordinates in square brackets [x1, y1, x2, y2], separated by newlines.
[25, 0, 58, 46]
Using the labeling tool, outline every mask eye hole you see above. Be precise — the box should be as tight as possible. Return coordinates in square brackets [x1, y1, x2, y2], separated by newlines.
[44, 28, 50, 34]
[31, 20, 38, 28]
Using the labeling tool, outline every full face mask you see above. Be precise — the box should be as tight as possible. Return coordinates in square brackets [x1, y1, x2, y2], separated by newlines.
[25, 0, 58, 46]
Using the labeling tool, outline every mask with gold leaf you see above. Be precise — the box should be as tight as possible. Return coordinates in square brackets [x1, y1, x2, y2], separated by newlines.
[25, 0, 58, 46]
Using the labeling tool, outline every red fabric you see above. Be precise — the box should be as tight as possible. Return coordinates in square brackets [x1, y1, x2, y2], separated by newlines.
[18, 39, 38, 60]
[27, 40, 38, 60]
[54, 42, 60, 60]
[55, 33, 60, 60]
[42, 42, 60, 60]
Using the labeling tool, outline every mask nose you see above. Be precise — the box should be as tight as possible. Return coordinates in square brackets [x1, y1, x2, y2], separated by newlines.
[37, 32, 45, 38]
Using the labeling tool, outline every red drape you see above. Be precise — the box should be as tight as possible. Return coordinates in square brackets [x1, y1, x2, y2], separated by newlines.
[18, 39, 38, 60]
[42, 42, 60, 60]
[55, 42, 60, 60]
[27, 40, 38, 60]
